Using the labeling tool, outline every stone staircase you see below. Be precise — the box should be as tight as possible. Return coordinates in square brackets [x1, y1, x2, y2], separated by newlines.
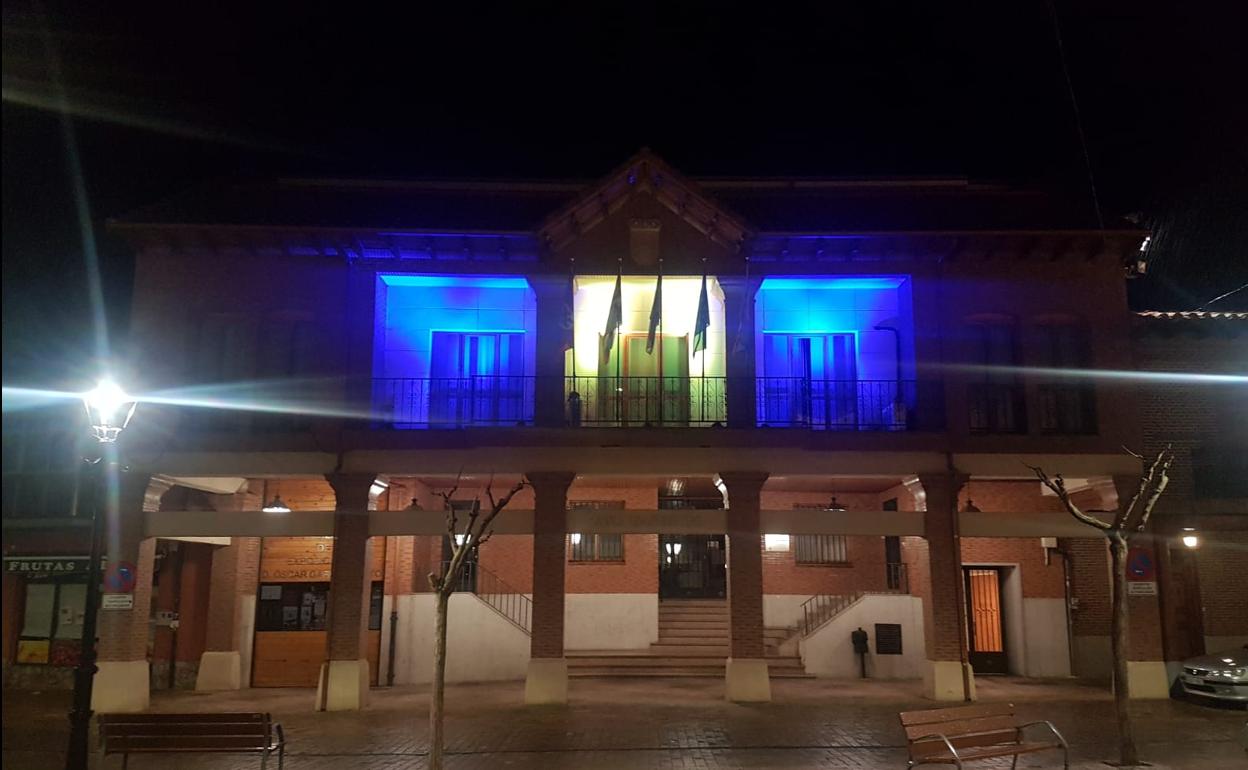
[567, 599, 811, 678]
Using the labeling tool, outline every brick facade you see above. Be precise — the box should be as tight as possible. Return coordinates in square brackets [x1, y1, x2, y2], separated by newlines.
[528, 472, 575, 659]
[721, 472, 768, 659]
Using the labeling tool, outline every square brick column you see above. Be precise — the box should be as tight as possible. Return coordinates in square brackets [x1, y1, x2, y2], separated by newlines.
[531, 276, 573, 427]
[316, 473, 376, 711]
[719, 471, 771, 702]
[914, 474, 975, 701]
[93, 474, 173, 713]
[197, 486, 261, 691]
[525, 471, 574, 704]
[719, 277, 760, 429]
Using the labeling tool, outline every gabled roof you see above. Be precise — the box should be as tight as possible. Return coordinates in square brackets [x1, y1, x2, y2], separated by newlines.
[536, 148, 752, 252]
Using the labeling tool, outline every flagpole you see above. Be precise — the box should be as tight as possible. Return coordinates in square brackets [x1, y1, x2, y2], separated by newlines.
[616, 257, 622, 424]
[658, 257, 664, 425]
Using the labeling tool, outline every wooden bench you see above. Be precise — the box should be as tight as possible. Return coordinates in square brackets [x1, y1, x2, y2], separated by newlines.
[98, 712, 285, 769]
[899, 703, 1068, 769]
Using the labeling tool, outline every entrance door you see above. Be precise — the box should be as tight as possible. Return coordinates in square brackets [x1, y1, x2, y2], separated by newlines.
[659, 535, 726, 598]
[760, 333, 857, 427]
[963, 567, 1008, 674]
[597, 333, 689, 425]
[430, 331, 525, 424]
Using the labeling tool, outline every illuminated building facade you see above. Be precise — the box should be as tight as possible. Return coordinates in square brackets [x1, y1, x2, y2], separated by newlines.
[3, 151, 1245, 712]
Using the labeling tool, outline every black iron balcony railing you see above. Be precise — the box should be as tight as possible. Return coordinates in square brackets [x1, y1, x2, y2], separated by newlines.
[373, 376, 536, 427]
[756, 379, 924, 431]
[563, 375, 727, 427]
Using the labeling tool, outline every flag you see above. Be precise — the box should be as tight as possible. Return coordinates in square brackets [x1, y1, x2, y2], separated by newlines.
[600, 273, 623, 365]
[692, 273, 710, 354]
[560, 274, 575, 351]
[645, 273, 662, 354]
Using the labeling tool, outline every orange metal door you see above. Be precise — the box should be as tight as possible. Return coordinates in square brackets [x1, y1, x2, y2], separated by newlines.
[964, 567, 1008, 674]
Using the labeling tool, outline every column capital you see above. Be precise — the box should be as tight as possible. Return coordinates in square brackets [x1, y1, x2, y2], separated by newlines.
[913, 473, 969, 509]
[325, 473, 377, 508]
[525, 471, 576, 494]
[526, 273, 572, 297]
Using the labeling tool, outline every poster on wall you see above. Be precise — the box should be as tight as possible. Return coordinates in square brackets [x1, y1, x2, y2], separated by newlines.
[16, 639, 50, 664]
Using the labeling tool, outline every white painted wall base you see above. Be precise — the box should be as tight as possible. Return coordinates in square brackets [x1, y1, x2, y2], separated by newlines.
[762, 595, 807, 630]
[565, 594, 657, 650]
[923, 660, 976, 701]
[524, 658, 567, 704]
[1126, 660, 1170, 699]
[1020, 598, 1071, 677]
[725, 658, 771, 702]
[799, 594, 927, 679]
[92, 661, 150, 713]
[316, 659, 369, 711]
[391, 593, 530, 685]
[195, 651, 241, 691]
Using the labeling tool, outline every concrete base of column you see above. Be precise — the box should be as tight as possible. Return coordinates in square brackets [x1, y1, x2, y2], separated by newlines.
[524, 658, 568, 704]
[195, 651, 242, 691]
[1126, 660, 1170, 699]
[922, 660, 976, 701]
[91, 660, 150, 713]
[725, 658, 771, 702]
[316, 659, 369, 711]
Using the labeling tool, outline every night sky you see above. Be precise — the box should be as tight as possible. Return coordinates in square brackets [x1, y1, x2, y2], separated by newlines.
[3, 2, 1245, 386]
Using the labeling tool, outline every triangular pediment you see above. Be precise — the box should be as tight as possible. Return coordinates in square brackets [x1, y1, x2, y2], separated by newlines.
[538, 149, 752, 266]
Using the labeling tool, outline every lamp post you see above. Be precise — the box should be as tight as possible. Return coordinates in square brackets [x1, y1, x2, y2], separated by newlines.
[65, 380, 137, 770]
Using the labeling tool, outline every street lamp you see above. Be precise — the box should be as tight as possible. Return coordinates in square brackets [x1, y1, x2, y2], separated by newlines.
[66, 380, 137, 770]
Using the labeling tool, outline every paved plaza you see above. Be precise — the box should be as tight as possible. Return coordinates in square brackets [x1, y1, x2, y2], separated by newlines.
[3, 677, 1245, 769]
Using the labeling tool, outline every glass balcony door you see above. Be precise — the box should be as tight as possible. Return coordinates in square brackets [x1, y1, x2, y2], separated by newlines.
[760, 333, 857, 427]
[596, 334, 689, 425]
[430, 331, 524, 424]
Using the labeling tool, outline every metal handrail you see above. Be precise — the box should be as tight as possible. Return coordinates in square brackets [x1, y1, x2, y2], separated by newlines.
[799, 563, 909, 636]
[756, 378, 918, 431]
[439, 560, 531, 635]
[564, 375, 727, 427]
[373, 376, 536, 427]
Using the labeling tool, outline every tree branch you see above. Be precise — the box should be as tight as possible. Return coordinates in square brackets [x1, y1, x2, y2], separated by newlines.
[1025, 462, 1112, 531]
[1135, 446, 1174, 533]
[473, 479, 527, 547]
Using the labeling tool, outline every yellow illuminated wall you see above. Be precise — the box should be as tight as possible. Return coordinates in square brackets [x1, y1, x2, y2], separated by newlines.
[569, 275, 726, 377]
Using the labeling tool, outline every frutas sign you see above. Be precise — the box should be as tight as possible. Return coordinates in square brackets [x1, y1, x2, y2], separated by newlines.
[4, 556, 90, 576]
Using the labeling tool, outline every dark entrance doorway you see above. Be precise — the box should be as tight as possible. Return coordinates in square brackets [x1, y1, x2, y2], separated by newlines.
[963, 567, 1008, 674]
[659, 535, 726, 599]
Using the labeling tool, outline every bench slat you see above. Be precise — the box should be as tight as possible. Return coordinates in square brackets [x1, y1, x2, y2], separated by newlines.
[904, 714, 1019, 741]
[103, 723, 270, 737]
[106, 736, 275, 752]
[99, 712, 269, 724]
[910, 730, 1021, 759]
[943, 741, 1060, 762]
[899, 703, 1014, 726]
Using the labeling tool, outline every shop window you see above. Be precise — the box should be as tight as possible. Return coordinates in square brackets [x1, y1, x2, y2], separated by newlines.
[568, 533, 624, 562]
[17, 578, 86, 665]
[794, 534, 849, 564]
[255, 582, 329, 631]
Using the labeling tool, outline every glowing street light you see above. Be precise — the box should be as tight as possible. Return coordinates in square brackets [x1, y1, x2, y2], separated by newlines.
[82, 379, 137, 443]
[261, 496, 291, 513]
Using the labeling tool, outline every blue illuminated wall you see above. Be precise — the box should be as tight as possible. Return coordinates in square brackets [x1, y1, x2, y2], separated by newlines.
[754, 276, 915, 383]
[373, 274, 537, 380]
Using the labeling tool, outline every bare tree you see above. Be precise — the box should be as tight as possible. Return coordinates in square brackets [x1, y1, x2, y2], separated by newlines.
[1026, 446, 1174, 768]
[426, 474, 527, 770]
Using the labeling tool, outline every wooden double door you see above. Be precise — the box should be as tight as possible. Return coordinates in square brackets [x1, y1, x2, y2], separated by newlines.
[659, 534, 726, 599]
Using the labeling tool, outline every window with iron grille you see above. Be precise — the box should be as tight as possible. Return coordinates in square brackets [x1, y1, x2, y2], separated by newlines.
[1035, 323, 1096, 434]
[875, 623, 903, 654]
[794, 534, 849, 564]
[966, 321, 1025, 434]
[567, 533, 624, 561]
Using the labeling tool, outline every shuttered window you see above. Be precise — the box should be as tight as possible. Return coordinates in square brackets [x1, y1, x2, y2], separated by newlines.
[794, 534, 849, 564]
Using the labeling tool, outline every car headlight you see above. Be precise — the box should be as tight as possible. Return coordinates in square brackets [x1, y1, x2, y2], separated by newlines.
[1214, 668, 1246, 680]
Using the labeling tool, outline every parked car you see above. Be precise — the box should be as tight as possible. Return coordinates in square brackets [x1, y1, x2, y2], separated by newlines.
[1180, 645, 1248, 706]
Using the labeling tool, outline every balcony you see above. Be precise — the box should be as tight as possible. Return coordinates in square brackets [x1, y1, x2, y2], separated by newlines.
[757, 379, 934, 431]
[564, 376, 727, 427]
[373, 376, 536, 427]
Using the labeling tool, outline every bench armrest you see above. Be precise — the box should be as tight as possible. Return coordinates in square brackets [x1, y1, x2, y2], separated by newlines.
[1015, 720, 1069, 749]
[911, 731, 962, 762]
[274, 722, 286, 748]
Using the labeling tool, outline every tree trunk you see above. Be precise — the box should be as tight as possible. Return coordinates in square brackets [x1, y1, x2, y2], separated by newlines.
[429, 588, 450, 770]
[1108, 531, 1140, 766]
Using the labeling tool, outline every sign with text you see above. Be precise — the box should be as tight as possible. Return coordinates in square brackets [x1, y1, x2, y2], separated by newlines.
[101, 593, 134, 610]
[259, 537, 384, 583]
[1127, 581, 1157, 596]
[4, 556, 90, 576]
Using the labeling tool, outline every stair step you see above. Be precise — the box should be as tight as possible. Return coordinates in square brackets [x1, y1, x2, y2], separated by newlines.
[568, 667, 814, 678]
[658, 600, 727, 607]
[657, 637, 727, 646]
[648, 644, 729, 655]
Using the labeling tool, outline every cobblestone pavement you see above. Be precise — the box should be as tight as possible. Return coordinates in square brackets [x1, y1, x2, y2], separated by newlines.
[4, 677, 1245, 769]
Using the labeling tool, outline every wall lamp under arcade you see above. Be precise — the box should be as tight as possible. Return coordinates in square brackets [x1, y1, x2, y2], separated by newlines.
[963, 499, 981, 513]
[262, 495, 291, 514]
[824, 496, 846, 512]
[1180, 527, 1199, 549]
